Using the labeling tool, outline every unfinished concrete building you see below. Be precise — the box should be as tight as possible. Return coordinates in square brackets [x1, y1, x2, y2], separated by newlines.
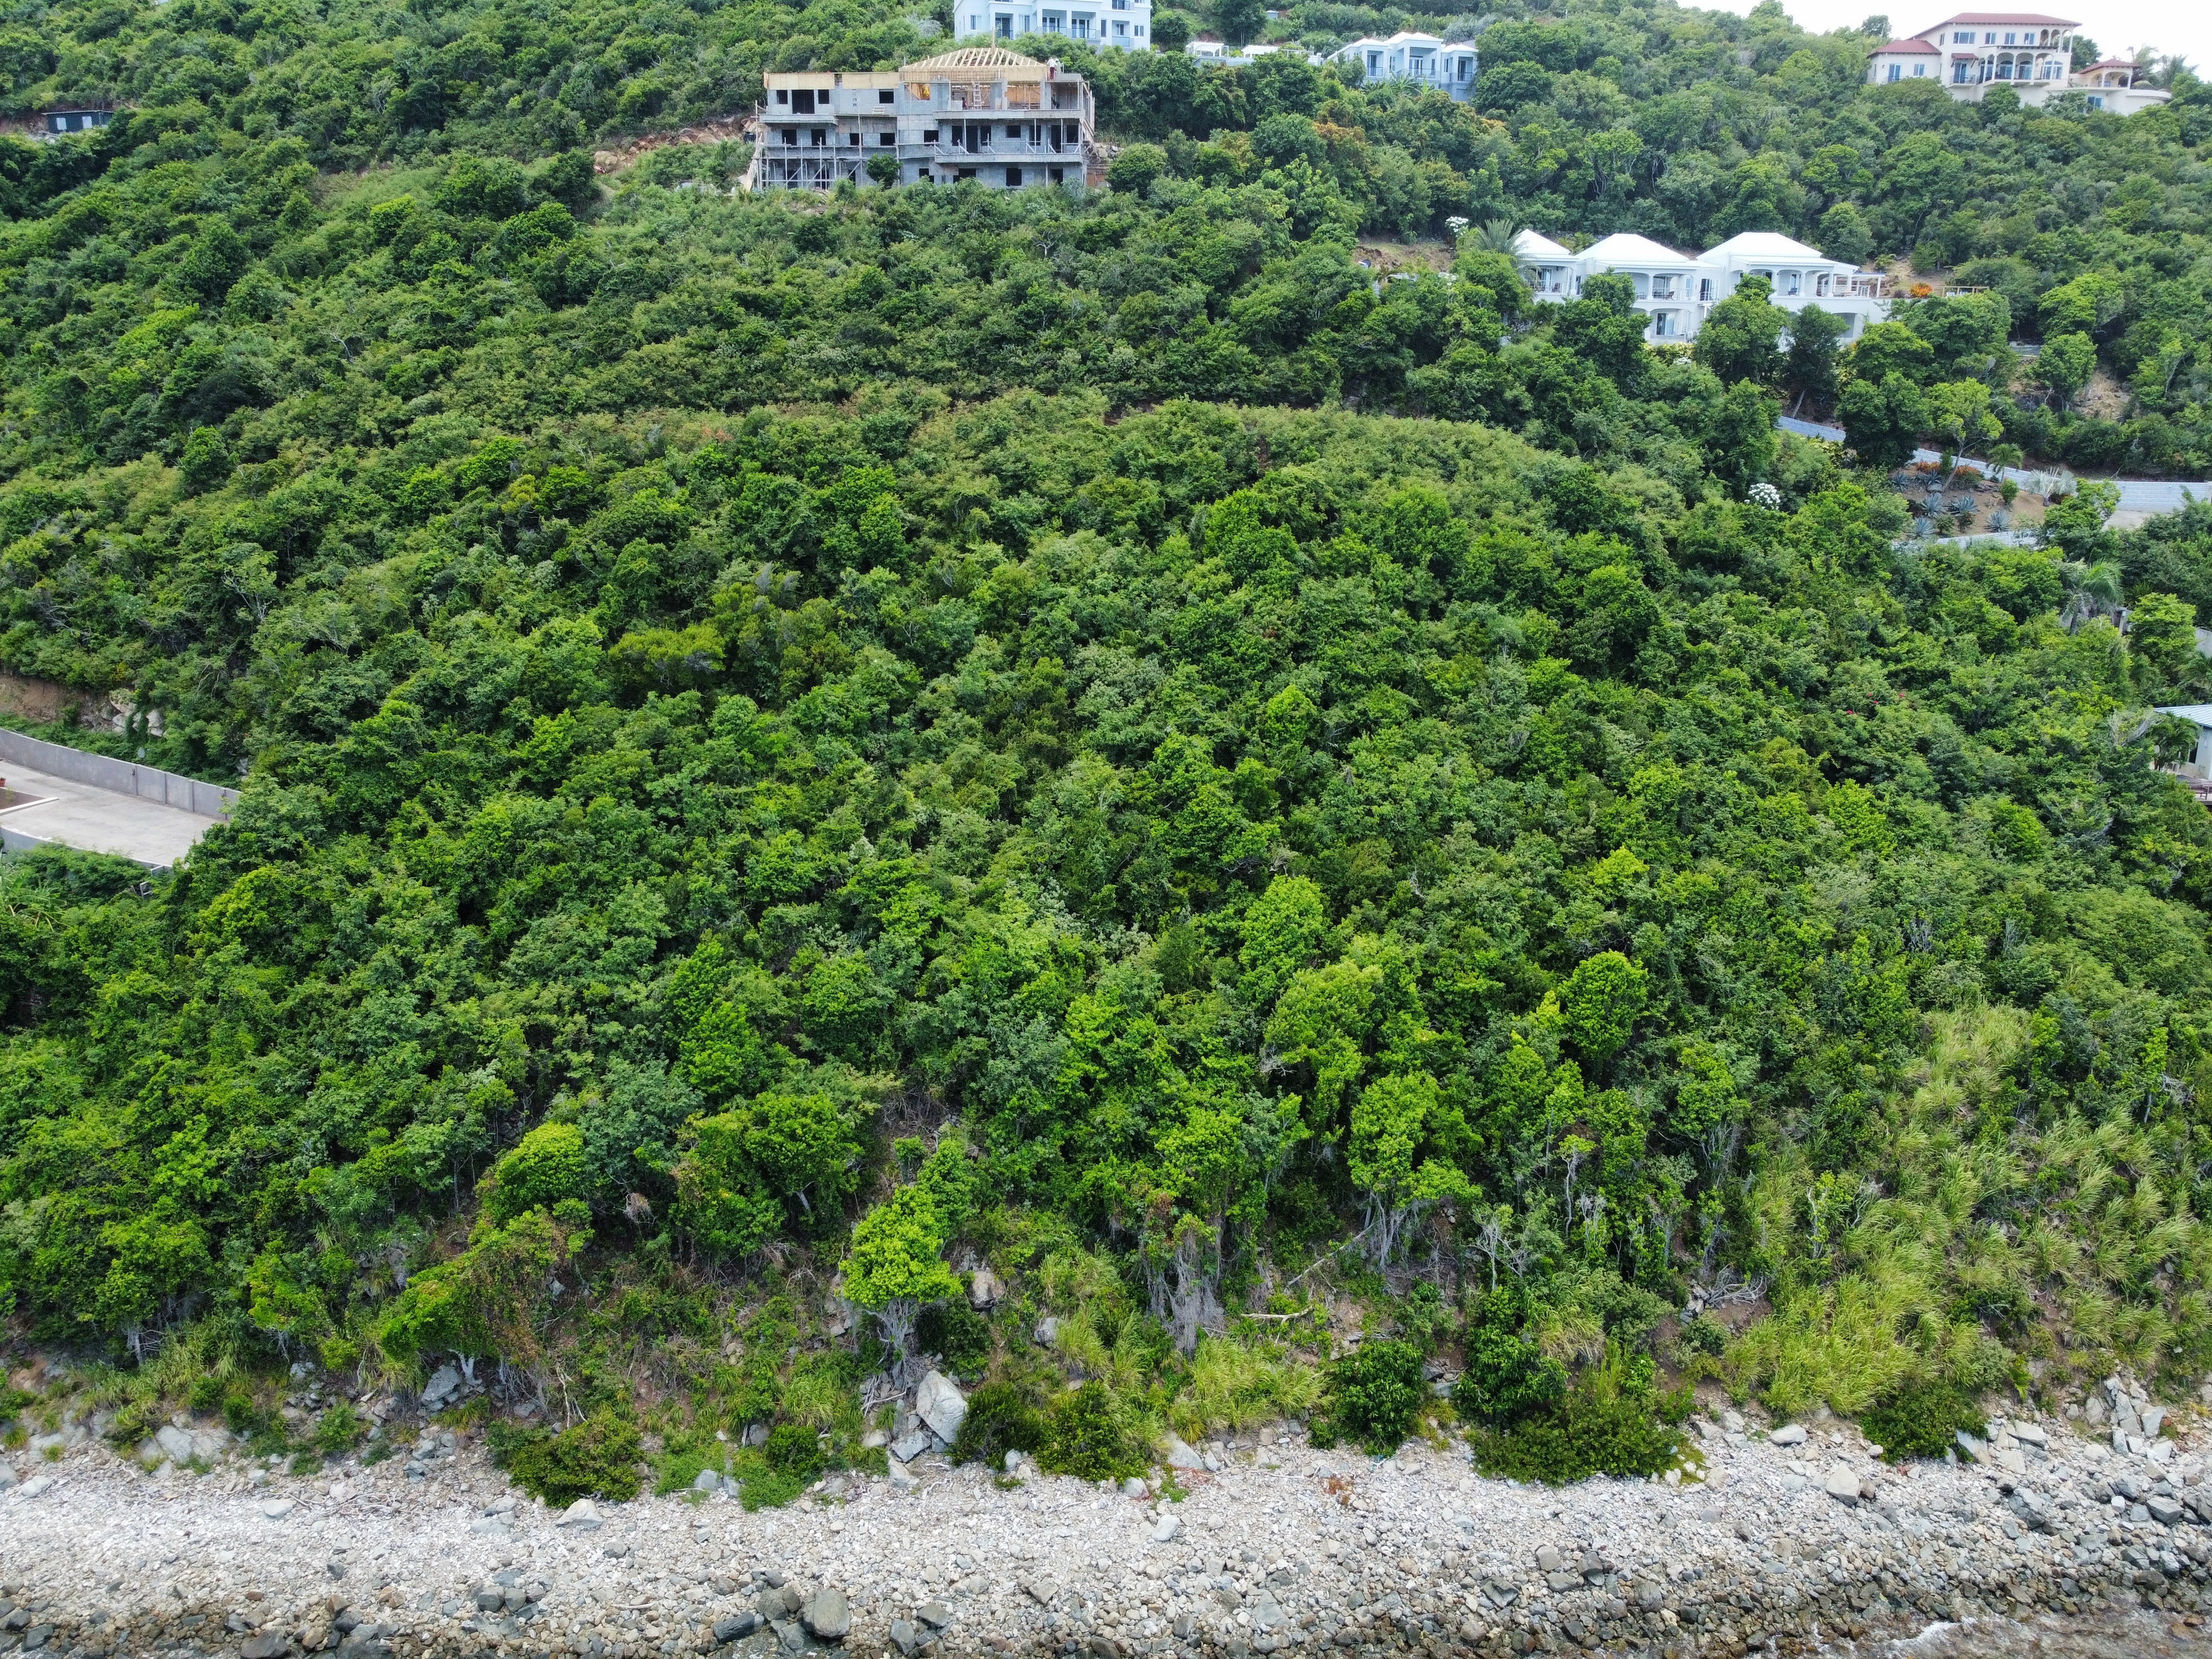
[749, 48, 1101, 192]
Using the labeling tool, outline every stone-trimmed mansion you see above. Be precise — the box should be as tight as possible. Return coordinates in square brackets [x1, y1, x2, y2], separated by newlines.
[1867, 13, 2169, 113]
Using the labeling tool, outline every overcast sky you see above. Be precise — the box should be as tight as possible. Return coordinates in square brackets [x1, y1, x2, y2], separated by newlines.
[1701, 0, 2212, 73]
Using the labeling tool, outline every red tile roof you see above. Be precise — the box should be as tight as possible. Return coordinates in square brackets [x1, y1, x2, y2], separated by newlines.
[1876, 39, 1940, 51]
[1925, 13, 2079, 24]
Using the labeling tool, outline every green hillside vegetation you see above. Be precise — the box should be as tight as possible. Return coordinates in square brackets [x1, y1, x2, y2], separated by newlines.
[2, 0, 2212, 1492]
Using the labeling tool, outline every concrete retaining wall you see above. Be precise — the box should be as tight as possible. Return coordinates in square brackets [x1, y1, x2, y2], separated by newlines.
[0, 727, 237, 820]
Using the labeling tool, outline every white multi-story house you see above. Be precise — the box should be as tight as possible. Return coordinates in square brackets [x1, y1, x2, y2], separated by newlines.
[752, 49, 1099, 192]
[1903, 12, 2076, 97]
[955, 0, 1151, 50]
[1330, 33, 1479, 101]
[1870, 15, 2168, 111]
[1512, 229, 1890, 343]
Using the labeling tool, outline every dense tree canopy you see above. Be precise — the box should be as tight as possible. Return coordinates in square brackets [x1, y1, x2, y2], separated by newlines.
[4, 0, 2212, 1473]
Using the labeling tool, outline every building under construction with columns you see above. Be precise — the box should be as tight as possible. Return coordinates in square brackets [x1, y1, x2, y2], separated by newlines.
[748, 47, 1103, 192]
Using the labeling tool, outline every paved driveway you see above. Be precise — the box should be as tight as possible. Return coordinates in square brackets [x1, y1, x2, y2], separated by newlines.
[0, 757, 223, 867]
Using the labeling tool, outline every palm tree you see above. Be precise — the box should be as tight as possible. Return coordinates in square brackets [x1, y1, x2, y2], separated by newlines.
[2058, 559, 2125, 632]
[1471, 217, 1520, 255]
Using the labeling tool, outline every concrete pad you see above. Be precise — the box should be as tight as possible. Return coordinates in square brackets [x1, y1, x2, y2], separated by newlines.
[0, 757, 222, 867]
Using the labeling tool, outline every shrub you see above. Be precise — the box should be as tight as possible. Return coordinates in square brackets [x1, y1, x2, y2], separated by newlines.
[1861, 1375, 1985, 1462]
[952, 1381, 1048, 1466]
[187, 1373, 223, 1414]
[222, 1389, 262, 1436]
[486, 1411, 642, 1504]
[1679, 1315, 1728, 1358]
[1468, 1350, 1686, 1484]
[763, 1421, 825, 1479]
[1039, 1382, 1144, 1481]
[481, 1121, 590, 1224]
[104, 1396, 158, 1446]
[915, 1298, 993, 1378]
[1452, 1287, 1567, 1425]
[1313, 1340, 1427, 1455]
[313, 1401, 366, 1455]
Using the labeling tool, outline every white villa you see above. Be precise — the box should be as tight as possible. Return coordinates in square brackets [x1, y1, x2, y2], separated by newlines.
[955, 0, 1152, 50]
[1869, 13, 2168, 112]
[1512, 229, 1890, 343]
[1184, 39, 1322, 67]
[1329, 33, 1479, 101]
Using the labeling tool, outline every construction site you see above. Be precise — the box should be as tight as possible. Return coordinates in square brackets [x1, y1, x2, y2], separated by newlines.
[745, 47, 1104, 192]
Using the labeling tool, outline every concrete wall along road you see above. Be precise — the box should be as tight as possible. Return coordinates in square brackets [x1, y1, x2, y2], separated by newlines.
[0, 727, 237, 821]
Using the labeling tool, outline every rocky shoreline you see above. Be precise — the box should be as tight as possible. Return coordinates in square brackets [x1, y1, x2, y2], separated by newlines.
[5, 1383, 2212, 1659]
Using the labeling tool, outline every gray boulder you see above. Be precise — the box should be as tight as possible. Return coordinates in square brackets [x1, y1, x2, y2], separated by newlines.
[757, 1584, 804, 1623]
[916, 1371, 967, 1443]
[1163, 1434, 1205, 1470]
[1034, 1316, 1062, 1348]
[556, 1498, 602, 1530]
[1823, 1464, 1861, 1506]
[1768, 1424, 1807, 1446]
[0, 1460, 15, 1490]
[714, 1613, 762, 1642]
[888, 1619, 923, 1656]
[916, 1600, 953, 1629]
[155, 1425, 195, 1464]
[890, 1430, 933, 1464]
[801, 1589, 851, 1642]
[421, 1365, 462, 1408]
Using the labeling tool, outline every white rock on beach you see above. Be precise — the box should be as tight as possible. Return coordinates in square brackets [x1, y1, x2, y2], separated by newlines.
[915, 1370, 967, 1442]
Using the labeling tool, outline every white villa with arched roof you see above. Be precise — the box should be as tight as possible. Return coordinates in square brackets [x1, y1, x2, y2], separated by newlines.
[1511, 229, 1890, 343]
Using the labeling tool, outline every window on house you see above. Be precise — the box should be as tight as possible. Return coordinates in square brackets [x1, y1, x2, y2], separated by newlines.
[924, 127, 940, 142]
[1071, 13, 1090, 36]
[1914, 63, 1924, 76]
[1699, 277, 1712, 300]
[880, 133, 895, 145]
[849, 133, 862, 146]
[1114, 20, 1125, 34]
[2004, 32, 2015, 44]
[995, 13, 1012, 35]
[1007, 166, 1024, 186]
[810, 128, 827, 146]
[1049, 166, 1065, 183]
[1983, 31, 1995, 43]
[1367, 52, 1381, 72]
[1044, 11, 1063, 28]
[776, 90, 790, 104]
[1953, 30, 1970, 41]
[793, 89, 815, 112]
[1887, 62, 1900, 80]
[879, 89, 895, 104]
[782, 129, 797, 144]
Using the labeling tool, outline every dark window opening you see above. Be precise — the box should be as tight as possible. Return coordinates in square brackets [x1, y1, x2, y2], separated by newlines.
[775, 90, 790, 105]
[793, 89, 816, 113]
[878, 88, 895, 104]
[1006, 166, 1023, 186]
